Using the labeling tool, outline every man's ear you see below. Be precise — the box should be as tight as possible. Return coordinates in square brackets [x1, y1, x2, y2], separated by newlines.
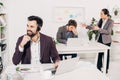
[37, 26, 41, 31]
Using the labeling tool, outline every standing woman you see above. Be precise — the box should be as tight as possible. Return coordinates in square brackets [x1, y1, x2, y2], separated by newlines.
[81, 8, 114, 73]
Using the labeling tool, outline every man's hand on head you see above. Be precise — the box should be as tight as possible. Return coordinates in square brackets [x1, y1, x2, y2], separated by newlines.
[71, 27, 78, 35]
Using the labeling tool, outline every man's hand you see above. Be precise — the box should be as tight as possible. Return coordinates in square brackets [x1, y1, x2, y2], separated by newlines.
[71, 27, 78, 35]
[81, 23, 87, 28]
[54, 60, 60, 70]
[20, 35, 31, 48]
[93, 26, 100, 30]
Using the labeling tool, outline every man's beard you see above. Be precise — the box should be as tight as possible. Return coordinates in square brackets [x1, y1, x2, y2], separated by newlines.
[27, 30, 37, 38]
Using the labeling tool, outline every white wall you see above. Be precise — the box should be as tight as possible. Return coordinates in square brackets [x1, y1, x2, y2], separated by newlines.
[5, 0, 120, 64]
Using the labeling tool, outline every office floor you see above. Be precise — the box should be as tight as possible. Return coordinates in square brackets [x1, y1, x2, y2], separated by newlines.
[80, 55, 120, 80]
[107, 59, 120, 80]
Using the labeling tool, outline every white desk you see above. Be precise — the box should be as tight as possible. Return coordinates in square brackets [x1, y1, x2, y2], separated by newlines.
[2, 61, 109, 80]
[1, 62, 109, 80]
[56, 42, 110, 74]
[1, 64, 54, 80]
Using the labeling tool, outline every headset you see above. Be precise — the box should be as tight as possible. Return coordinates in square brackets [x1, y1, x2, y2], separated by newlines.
[37, 26, 41, 31]
[28, 15, 43, 32]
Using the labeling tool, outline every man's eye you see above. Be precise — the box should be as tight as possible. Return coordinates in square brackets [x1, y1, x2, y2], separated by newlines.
[30, 26, 34, 28]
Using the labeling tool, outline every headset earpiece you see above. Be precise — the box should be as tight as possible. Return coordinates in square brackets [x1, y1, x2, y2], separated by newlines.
[37, 26, 41, 31]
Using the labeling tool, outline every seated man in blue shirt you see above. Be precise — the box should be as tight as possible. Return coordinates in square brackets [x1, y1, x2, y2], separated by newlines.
[56, 19, 78, 60]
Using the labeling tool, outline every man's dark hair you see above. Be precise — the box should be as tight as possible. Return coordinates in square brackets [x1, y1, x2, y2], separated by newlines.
[102, 8, 110, 17]
[28, 15, 43, 27]
[67, 19, 77, 28]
